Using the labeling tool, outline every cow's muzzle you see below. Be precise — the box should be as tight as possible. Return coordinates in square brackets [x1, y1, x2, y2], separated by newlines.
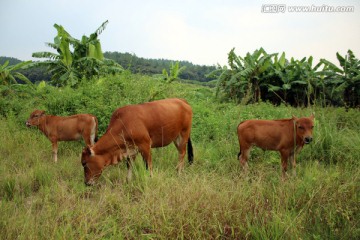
[304, 136, 313, 144]
[85, 179, 95, 186]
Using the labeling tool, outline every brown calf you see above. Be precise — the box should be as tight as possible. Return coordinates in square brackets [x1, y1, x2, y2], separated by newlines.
[237, 114, 314, 178]
[26, 110, 98, 162]
[81, 98, 193, 186]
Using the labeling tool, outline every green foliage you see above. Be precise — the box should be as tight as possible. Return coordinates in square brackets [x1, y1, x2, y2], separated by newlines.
[213, 48, 360, 107]
[0, 57, 51, 83]
[0, 60, 33, 85]
[320, 50, 360, 108]
[162, 61, 186, 83]
[32, 21, 123, 87]
[0, 56, 23, 65]
[214, 48, 276, 104]
[104, 51, 216, 82]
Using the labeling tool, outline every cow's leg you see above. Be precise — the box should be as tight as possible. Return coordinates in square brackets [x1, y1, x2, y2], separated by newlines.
[174, 135, 187, 174]
[289, 153, 296, 177]
[239, 145, 250, 172]
[83, 135, 92, 148]
[280, 150, 290, 179]
[83, 128, 95, 147]
[51, 141, 58, 162]
[138, 142, 153, 177]
[126, 155, 136, 182]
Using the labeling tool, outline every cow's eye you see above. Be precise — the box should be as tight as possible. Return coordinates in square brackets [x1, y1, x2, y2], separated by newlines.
[298, 126, 304, 130]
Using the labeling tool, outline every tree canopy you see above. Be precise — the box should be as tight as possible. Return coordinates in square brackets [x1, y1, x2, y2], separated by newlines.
[211, 48, 360, 108]
[31, 20, 123, 87]
[104, 52, 217, 82]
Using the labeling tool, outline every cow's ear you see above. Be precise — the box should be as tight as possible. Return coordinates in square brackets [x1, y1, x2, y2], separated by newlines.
[39, 110, 46, 116]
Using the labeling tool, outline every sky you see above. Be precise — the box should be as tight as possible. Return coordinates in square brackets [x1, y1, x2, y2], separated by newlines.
[1, 0, 359, 66]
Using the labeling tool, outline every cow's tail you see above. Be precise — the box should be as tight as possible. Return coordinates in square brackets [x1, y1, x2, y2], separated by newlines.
[238, 150, 241, 160]
[187, 137, 194, 165]
[94, 116, 99, 143]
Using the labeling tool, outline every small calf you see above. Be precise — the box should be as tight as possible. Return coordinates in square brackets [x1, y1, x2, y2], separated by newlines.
[26, 110, 98, 162]
[237, 114, 314, 178]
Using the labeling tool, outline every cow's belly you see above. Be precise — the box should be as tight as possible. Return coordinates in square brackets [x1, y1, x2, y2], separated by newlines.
[58, 132, 82, 141]
[253, 130, 289, 151]
[150, 131, 178, 148]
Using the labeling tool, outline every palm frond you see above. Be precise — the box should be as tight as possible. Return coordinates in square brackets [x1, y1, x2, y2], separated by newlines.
[320, 59, 343, 73]
[1, 60, 10, 69]
[32, 52, 60, 60]
[13, 72, 34, 86]
[8, 61, 32, 71]
[95, 20, 109, 37]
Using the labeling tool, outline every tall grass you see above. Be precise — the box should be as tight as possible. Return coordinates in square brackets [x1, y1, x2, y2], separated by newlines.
[0, 74, 359, 239]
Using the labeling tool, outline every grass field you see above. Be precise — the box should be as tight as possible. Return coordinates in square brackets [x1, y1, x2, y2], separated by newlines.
[0, 75, 359, 239]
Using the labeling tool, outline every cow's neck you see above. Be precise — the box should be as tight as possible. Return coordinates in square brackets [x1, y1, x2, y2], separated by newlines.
[38, 116, 51, 137]
[92, 132, 126, 156]
[295, 135, 305, 147]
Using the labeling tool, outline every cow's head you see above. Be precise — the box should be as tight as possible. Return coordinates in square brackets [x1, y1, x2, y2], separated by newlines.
[26, 109, 46, 127]
[81, 146, 106, 186]
[293, 113, 315, 144]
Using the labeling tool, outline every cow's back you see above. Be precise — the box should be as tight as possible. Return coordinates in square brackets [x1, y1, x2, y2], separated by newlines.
[238, 119, 293, 150]
[106, 98, 192, 148]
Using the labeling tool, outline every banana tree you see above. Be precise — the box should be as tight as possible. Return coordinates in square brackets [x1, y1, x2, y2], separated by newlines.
[32, 20, 122, 87]
[162, 61, 186, 83]
[32, 24, 80, 86]
[267, 53, 325, 106]
[213, 48, 275, 103]
[72, 20, 108, 61]
[266, 53, 302, 104]
[321, 50, 360, 107]
[0, 60, 33, 85]
[242, 48, 276, 102]
[300, 56, 325, 106]
[213, 48, 247, 101]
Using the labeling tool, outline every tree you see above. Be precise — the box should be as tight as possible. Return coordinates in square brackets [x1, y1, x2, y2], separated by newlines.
[321, 50, 360, 107]
[162, 61, 186, 83]
[0, 60, 33, 85]
[267, 54, 325, 106]
[299, 56, 325, 106]
[32, 20, 122, 87]
[266, 53, 301, 105]
[212, 48, 275, 103]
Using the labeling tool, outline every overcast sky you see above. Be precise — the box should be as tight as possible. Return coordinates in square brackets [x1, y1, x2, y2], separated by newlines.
[1, 0, 359, 66]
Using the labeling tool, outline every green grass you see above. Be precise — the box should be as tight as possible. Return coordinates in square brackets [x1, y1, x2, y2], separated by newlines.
[0, 74, 359, 239]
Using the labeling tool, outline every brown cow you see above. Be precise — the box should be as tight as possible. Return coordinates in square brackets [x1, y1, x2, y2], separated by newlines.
[237, 114, 314, 178]
[26, 110, 98, 162]
[81, 98, 193, 186]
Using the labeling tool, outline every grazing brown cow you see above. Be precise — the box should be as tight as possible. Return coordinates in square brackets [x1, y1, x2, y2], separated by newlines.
[26, 110, 98, 162]
[237, 114, 314, 178]
[81, 98, 193, 186]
